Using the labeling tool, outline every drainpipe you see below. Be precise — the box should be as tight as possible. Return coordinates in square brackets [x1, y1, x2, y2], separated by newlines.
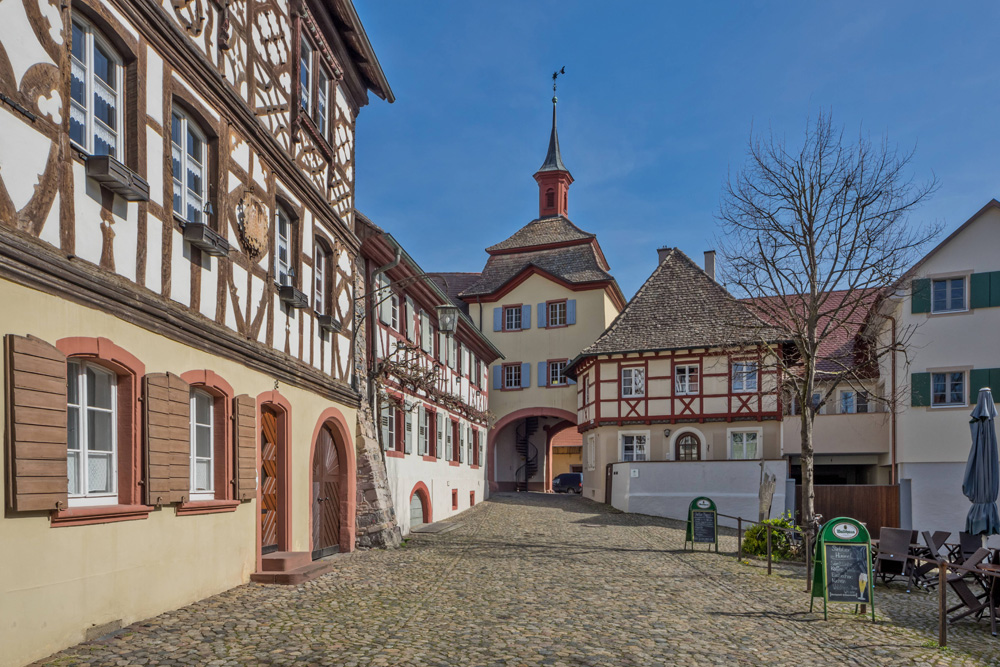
[887, 313, 898, 485]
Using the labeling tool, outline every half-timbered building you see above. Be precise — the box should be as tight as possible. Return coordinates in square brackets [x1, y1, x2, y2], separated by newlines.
[458, 99, 625, 493]
[567, 247, 786, 502]
[356, 214, 501, 534]
[0, 1, 390, 663]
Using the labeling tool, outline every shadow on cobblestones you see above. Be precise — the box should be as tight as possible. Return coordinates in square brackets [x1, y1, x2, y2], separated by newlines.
[32, 493, 1000, 667]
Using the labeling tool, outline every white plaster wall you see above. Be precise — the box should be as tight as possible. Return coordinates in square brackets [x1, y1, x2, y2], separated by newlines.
[610, 460, 788, 528]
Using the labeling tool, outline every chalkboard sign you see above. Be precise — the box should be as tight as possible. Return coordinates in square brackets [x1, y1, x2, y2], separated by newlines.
[684, 497, 718, 552]
[692, 510, 717, 544]
[824, 543, 871, 604]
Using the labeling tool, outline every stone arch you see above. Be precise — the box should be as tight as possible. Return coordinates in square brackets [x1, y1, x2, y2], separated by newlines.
[668, 426, 707, 461]
[487, 407, 577, 493]
[409, 481, 432, 525]
[309, 407, 357, 553]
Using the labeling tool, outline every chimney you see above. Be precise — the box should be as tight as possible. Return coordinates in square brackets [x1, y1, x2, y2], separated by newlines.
[657, 246, 671, 264]
[704, 250, 716, 281]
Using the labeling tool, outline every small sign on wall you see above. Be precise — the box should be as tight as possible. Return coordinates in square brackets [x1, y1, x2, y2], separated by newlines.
[630, 468, 639, 478]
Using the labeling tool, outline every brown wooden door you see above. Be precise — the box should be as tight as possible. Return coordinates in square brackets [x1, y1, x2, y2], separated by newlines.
[605, 463, 614, 505]
[311, 425, 341, 559]
[260, 409, 279, 554]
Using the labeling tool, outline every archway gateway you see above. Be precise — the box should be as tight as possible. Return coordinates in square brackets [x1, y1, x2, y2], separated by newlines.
[311, 424, 342, 559]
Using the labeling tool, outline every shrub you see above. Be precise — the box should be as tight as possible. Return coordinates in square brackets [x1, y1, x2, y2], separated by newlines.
[741, 512, 801, 561]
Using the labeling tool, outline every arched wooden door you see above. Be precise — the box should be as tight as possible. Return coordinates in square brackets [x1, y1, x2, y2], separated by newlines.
[675, 433, 701, 461]
[260, 407, 280, 554]
[312, 425, 342, 559]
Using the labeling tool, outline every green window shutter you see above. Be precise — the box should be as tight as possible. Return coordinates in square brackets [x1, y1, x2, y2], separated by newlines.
[991, 369, 1000, 395]
[911, 279, 931, 314]
[970, 369, 991, 401]
[911, 372, 931, 407]
[992, 272, 1000, 308]
[971, 273, 991, 310]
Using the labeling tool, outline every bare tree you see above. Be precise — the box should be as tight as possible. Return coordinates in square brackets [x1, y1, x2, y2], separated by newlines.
[718, 112, 938, 540]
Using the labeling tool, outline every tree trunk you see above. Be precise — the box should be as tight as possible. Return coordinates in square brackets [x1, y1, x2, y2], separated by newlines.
[799, 409, 816, 534]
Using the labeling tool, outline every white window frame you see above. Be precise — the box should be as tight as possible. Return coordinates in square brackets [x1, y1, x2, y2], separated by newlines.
[548, 360, 567, 386]
[503, 364, 521, 389]
[276, 205, 292, 287]
[732, 362, 759, 393]
[621, 367, 645, 398]
[390, 293, 399, 331]
[619, 431, 649, 462]
[728, 428, 762, 460]
[674, 364, 699, 395]
[299, 37, 313, 116]
[189, 389, 214, 500]
[170, 107, 208, 224]
[70, 15, 124, 158]
[383, 404, 396, 447]
[932, 370, 967, 407]
[931, 276, 967, 314]
[316, 65, 330, 140]
[504, 306, 522, 331]
[419, 408, 430, 456]
[66, 360, 118, 506]
[548, 300, 567, 327]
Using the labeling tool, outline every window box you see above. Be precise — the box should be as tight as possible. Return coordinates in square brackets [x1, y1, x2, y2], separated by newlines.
[278, 284, 309, 309]
[317, 314, 342, 333]
[85, 155, 150, 202]
[183, 222, 230, 257]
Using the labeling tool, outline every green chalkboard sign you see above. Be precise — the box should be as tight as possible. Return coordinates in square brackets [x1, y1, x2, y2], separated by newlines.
[810, 517, 874, 621]
[684, 497, 718, 552]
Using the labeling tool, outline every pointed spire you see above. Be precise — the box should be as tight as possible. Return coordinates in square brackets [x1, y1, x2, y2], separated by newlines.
[537, 96, 569, 174]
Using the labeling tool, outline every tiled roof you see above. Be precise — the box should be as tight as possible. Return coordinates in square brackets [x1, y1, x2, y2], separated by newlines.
[578, 248, 786, 356]
[486, 216, 595, 253]
[426, 273, 481, 315]
[459, 244, 613, 298]
[744, 289, 882, 376]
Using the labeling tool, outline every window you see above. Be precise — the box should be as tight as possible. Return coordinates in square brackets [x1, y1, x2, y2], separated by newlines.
[730, 431, 760, 460]
[732, 362, 758, 392]
[675, 365, 699, 395]
[472, 429, 479, 466]
[932, 372, 966, 406]
[621, 433, 648, 462]
[390, 293, 399, 331]
[549, 360, 568, 386]
[546, 189, 555, 209]
[420, 312, 432, 353]
[275, 204, 292, 286]
[381, 404, 396, 449]
[189, 389, 214, 500]
[840, 390, 870, 414]
[503, 364, 522, 389]
[621, 367, 645, 398]
[504, 306, 522, 331]
[313, 242, 332, 315]
[299, 35, 333, 141]
[583, 378, 591, 405]
[675, 433, 700, 461]
[70, 16, 123, 157]
[586, 434, 596, 471]
[932, 277, 966, 313]
[171, 108, 207, 224]
[316, 67, 330, 139]
[548, 300, 567, 327]
[67, 360, 117, 504]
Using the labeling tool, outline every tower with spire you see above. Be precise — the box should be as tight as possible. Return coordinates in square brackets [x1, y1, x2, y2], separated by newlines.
[533, 95, 574, 218]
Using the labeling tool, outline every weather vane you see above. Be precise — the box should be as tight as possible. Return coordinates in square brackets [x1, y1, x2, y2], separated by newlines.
[552, 66, 565, 94]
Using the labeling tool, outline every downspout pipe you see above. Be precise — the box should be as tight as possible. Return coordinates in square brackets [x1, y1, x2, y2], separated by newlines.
[887, 313, 898, 485]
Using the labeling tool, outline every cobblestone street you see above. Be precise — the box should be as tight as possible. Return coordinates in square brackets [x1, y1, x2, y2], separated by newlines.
[35, 494, 1000, 666]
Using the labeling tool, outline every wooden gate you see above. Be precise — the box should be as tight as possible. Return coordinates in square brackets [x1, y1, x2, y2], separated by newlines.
[260, 408, 279, 554]
[311, 425, 341, 560]
[795, 485, 900, 535]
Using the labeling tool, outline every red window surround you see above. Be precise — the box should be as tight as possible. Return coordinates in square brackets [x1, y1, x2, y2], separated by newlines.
[449, 419, 460, 465]
[471, 429, 480, 467]
[422, 407, 437, 461]
[470, 491, 475, 506]
[502, 303, 524, 332]
[51, 337, 151, 527]
[544, 358, 570, 388]
[385, 397, 405, 459]
[545, 299, 568, 329]
[501, 362, 523, 391]
[177, 370, 240, 516]
[451, 489, 458, 510]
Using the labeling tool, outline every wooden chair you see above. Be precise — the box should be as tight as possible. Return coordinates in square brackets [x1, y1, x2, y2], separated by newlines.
[874, 527, 917, 592]
[946, 548, 992, 625]
[912, 531, 948, 590]
[958, 532, 983, 563]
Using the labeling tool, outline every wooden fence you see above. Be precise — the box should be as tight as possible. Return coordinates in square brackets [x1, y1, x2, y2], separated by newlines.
[794, 484, 900, 535]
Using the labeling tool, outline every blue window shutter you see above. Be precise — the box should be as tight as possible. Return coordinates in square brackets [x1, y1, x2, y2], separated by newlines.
[521, 362, 531, 388]
[538, 361, 548, 387]
[493, 307, 502, 331]
[492, 366, 501, 390]
[567, 299, 577, 325]
[522, 304, 531, 329]
[537, 303, 547, 328]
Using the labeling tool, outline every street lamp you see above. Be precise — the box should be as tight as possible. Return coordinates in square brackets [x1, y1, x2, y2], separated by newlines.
[436, 304, 460, 335]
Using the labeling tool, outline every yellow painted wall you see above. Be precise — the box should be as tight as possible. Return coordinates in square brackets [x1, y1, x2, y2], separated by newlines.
[551, 447, 582, 476]
[0, 278, 357, 667]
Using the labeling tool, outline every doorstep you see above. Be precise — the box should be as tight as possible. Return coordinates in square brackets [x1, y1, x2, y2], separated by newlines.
[250, 551, 336, 585]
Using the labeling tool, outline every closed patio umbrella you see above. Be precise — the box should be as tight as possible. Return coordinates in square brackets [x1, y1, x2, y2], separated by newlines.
[962, 387, 1000, 536]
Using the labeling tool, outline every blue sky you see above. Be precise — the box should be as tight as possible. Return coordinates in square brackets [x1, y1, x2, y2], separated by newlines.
[354, 2, 1000, 299]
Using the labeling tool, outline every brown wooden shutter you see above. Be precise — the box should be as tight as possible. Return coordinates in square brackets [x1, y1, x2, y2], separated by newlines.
[233, 394, 257, 501]
[4, 334, 68, 512]
[143, 372, 190, 505]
